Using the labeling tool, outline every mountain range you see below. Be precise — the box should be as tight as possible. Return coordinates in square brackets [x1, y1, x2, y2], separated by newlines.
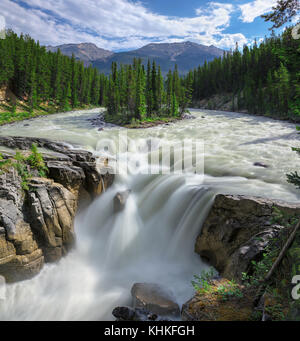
[46, 41, 224, 75]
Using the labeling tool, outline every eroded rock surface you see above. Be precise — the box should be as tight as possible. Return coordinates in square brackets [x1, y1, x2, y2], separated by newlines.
[0, 136, 114, 282]
[195, 194, 300, 281]
[0, 170, 44, 282]
[131, 283, 180, 318]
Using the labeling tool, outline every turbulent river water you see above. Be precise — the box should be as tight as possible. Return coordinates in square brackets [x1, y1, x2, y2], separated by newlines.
[0, 108, 300, 321]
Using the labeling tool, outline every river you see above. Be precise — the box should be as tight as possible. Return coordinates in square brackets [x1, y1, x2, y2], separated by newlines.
[0, 108, 299, 320]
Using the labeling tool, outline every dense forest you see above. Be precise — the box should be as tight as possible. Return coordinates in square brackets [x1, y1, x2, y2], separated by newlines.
[0, 30, 191, 125]
[186, 26, 300, 119]
[105, 59, 191, 124]
[0, 25, 299, 125]
[0, 30, 107, 115]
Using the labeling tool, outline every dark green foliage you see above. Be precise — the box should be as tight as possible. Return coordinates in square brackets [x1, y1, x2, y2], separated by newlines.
[262, 0, 300, 29]
[287, 142, 300, 188]
[26, 143, 48, 177]
[0, 144, 48, 190]
[189, 25, 300, 119]
[287, 171, 300, 189]
[0, 30, 107, 111]
[105, 59, 190, 123]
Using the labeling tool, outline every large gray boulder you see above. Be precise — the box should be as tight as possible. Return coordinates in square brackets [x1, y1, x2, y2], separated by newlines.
[131, 283, 180, 317]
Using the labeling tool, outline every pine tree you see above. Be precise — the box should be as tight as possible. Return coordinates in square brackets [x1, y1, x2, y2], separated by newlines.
[70, 54, 79, 108]
[146, 59, 153, 118]
[135, 63, 146, 120]
[29, 70, 38, 113]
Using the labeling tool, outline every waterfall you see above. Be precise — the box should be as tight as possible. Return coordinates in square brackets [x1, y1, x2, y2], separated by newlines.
[1, 108, 300, 321]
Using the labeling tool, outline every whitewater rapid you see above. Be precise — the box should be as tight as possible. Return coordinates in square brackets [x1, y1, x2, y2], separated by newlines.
[0, 108, 299, 320]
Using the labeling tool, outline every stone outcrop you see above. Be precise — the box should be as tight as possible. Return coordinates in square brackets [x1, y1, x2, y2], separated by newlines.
[26, 178, 77, 263]
[195, 194, 300, 282]
[113, 190, 131, 213]
[182, 194, 300, 321]
[0, 136, 114, 282]
[131, 283, 180, 318]
[0, 170, 44, 282]
[0, 136, 114, 200]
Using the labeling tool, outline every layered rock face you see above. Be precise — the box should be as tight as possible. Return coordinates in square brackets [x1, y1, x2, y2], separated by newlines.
[182, 194, 300, 321]
[0, 136, 114, 282]
[195, 194, 300, 282]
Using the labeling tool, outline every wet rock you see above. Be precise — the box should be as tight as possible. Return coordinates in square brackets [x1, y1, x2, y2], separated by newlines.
[112, 306, 168, 321]
[114, 190, 131, 213]
[195, 194, 300, 282]
[112, 306, 137, 321]
[112, 306, 154, 321]
[253, 162, 269, 168]
[131, 283, 180, 317]
[182, 113, 196, 120]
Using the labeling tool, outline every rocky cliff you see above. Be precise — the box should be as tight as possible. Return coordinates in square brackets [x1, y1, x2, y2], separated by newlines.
[182, 194, 300, 321]
[195, 194, 300, 281]
[0, 136, 114, 282]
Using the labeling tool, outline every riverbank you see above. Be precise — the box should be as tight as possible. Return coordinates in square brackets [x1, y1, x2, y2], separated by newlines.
[0, 100, 100, 126]
[193, 93, 300, 124]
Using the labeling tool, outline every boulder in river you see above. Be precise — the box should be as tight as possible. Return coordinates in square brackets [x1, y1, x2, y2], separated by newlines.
[253, 162, 269, 168]
[112, 306, 160, 321]
[113, 189, 131, 213]
[131, 283, 180, 317]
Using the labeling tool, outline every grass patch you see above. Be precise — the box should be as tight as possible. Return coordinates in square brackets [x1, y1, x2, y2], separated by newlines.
[0, 101, 99, 126]
[192, 268, 243, 301]
[0, 143, 48, 190]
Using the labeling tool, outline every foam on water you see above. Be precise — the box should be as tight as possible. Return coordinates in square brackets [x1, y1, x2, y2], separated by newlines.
[0, 108, 299, 320]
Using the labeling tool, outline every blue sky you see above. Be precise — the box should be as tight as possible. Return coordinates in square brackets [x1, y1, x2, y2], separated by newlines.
[0, 0, 289, 51]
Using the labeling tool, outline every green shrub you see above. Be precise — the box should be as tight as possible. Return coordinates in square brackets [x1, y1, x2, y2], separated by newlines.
[0, 145, 48, 190]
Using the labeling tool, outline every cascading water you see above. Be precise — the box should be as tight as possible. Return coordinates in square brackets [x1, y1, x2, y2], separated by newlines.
[0, 108, 300, 321]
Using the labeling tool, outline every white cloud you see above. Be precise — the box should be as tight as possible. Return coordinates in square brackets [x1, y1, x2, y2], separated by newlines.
[0, 0, 248, 50]
[239, 0, 277, 23]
